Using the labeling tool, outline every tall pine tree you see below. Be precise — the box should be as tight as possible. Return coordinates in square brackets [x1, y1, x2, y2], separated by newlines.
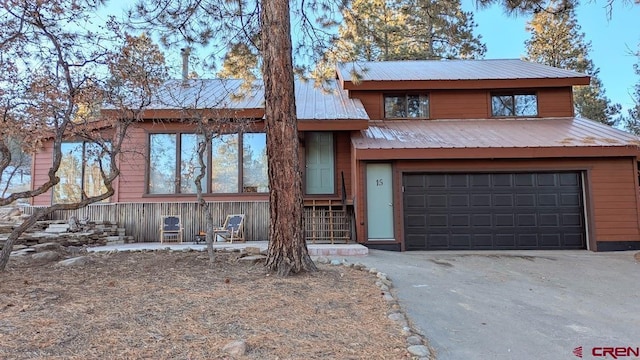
[623, 54, 640, 135]
[333, 0, 485, 62]
[524, 1, 620, 125]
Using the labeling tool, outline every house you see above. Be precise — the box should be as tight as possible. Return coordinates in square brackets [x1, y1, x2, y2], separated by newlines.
[30, 59, 640, 251]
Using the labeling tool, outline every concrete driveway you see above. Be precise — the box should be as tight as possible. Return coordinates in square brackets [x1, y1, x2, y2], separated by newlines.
[355, 250, 640, 360]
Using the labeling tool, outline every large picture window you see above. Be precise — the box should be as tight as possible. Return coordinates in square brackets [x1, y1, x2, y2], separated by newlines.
[148, 132, 268, 195]
[53, 141, 110, 204]
[384, 94, 429, 119]
[491, 93, 538, 117]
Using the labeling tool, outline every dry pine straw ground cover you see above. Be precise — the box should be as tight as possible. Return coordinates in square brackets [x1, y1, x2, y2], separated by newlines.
[0, 251, 411, 359]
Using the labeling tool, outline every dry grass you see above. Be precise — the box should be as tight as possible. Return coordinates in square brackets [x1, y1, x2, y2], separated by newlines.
[0, 251, 411, 359]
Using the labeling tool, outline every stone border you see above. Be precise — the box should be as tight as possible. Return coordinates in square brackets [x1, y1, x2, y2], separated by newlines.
[314, 256, 435, 360]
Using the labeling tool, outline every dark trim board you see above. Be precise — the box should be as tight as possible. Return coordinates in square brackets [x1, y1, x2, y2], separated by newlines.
[596, 241, 640, 251]
[365, 243, 401, 251]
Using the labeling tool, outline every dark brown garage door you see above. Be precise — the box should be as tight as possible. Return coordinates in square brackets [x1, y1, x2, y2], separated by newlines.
[403, 172, 586, 250]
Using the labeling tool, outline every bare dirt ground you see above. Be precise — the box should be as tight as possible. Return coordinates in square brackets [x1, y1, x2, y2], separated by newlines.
[0, 251, 411, 359]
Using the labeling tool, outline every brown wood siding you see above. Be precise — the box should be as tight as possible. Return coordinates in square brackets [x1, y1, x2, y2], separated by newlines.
[335, 131, 352, 199]
[537, 87, 575, 117]
[350, 87, 575, 120]
[349, 91, 382, 119]
[430, 90, 488, 119]
[352, 157, 640, 249]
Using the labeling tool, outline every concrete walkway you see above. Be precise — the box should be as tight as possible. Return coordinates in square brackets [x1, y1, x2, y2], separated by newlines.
[88, 241, 368, 257]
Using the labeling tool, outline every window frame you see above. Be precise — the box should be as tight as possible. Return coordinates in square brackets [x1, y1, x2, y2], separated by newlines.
[383, 93, 430, 119]
[52, 140, 111, 204]
[490, 92, 539, 117]
[146, 131, 268, 196]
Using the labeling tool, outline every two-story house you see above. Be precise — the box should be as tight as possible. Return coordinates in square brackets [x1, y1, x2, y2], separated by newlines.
[30, 59, 640, 251]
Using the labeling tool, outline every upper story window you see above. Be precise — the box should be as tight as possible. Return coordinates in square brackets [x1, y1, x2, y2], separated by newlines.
[491, 93, 538, 117]
[384, 94, 430, 119]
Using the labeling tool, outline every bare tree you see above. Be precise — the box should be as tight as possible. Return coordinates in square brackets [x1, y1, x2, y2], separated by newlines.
[157, 79, 257, 265]
[0, 3, 166, 271]
[128, 0, 340, 274]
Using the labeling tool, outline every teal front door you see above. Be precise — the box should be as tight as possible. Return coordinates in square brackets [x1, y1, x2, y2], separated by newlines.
[305, 132, 334, 194]
[366, 163, 394, 240]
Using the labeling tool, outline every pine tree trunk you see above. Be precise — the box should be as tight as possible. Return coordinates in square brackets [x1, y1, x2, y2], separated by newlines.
[261, 0, 316, 275]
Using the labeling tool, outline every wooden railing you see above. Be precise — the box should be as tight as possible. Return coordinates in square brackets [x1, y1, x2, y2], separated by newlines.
[303, 199, 352, 244]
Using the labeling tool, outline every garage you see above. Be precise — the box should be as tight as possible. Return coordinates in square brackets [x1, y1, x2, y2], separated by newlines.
[403, 172, 587, 250]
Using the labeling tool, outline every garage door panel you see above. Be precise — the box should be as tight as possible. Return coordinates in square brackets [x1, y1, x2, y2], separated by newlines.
[405, 194, 426, 208]
[427, 194, 447, 207]
[538, 193, 559, 206]
[471, 194, 491, 206]
[516, 193, 536, 206]
[517, 234, 539, 247]
[514, 173, 535, 187]
[495, 234, 517, 247]
[403, 172, 586, 250]
[493, 193, 515, 207]
[470, 174, 491, 187]
[561, 193, 581, 206]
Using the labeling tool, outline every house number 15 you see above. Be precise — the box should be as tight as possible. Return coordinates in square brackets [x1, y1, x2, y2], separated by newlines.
[376, 179, 384, 186]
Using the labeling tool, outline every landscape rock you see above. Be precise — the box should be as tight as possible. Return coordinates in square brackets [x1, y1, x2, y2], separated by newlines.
[407, 335, 422, 346]
[237, 255, 267, 264]
[222, 340, 247, 357]
[31, 250, 60, 262]
[383, 292, 395, 302]
[244, 246, 262, 255]
[56, 256, 93, 267]
[330, 259, 341, 266]
[388, 313, 405, 322]
[315, 256, 329, 264]
[407, 345, 430, 357]
[32, 242, 62, 252]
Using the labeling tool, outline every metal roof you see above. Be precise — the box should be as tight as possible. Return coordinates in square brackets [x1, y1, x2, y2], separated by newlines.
[145, 79, 369, 120]
[352, 117, 640, 150]
[337, 59, 588, 82]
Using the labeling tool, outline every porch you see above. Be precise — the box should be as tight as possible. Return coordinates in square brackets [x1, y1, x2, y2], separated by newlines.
[87, 241, 368, 256]
[24, 200, 355, 244]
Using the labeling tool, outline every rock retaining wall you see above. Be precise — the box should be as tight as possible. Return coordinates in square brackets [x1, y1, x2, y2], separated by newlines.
[0, 206, 133, 251]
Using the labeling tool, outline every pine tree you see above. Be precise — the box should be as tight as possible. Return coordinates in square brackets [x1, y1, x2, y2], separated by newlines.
[623, 57, 640, 135]
[524, 1, 620, 125]
[333, 0, 485, 62]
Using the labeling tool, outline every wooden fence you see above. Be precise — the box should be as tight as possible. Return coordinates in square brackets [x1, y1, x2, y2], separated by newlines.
[24, 201, 353, 243]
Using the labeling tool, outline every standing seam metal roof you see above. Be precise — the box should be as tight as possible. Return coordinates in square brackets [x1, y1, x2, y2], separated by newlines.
[338, 59, 588, 82]
[145, 79, 369, 120]
[352, 118, 640, 150]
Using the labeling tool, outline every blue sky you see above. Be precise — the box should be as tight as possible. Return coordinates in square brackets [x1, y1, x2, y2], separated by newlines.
[463, 0, 640, 113]
[100, 1, 639, 114]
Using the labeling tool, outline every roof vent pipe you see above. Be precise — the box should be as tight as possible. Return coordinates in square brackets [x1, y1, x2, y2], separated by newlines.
[180, 47, 190, 82]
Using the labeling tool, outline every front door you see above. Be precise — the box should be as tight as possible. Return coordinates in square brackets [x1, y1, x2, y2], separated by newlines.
[366, 163, 394, 240]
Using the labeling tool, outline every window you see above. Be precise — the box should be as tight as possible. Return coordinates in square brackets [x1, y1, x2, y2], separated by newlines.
[491, 93, 538, 117]
[384, 94, 429, 119]
[305, 132, 334, 194]
[148, 132, 268, 194]
[242, 133, 268, 193]
[53, 141, 110, 204]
